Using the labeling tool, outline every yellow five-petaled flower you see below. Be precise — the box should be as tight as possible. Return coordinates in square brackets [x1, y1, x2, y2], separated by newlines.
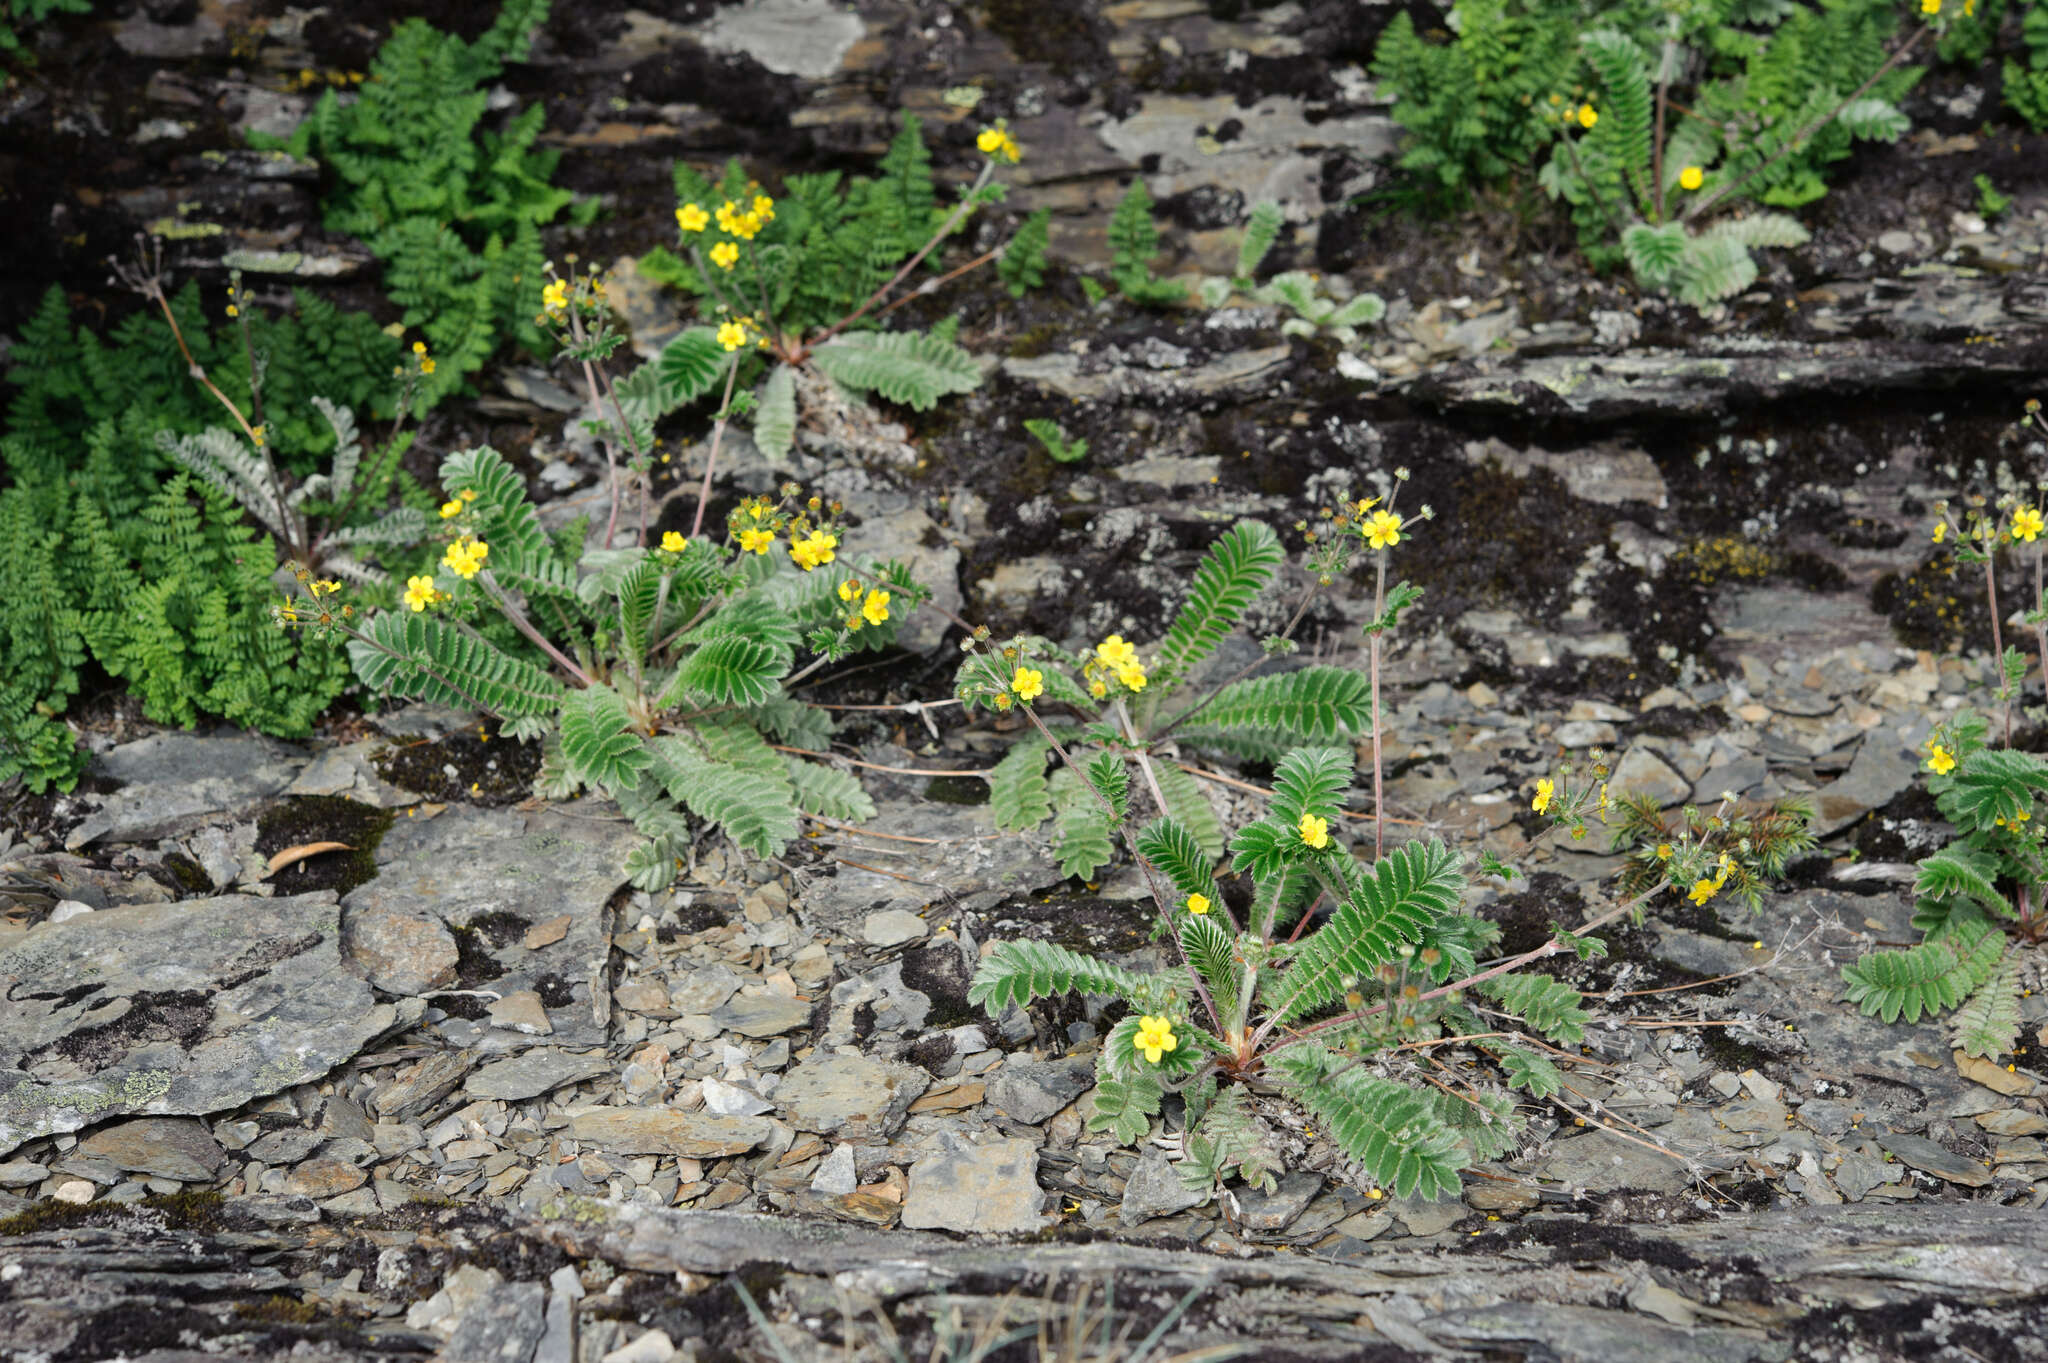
[444, 537, 489, 580]
[2013, 506, 2044, 543]
[439, 499, 464, 520]
[1926, 743, 1956, 775]
[676, 202, 710, 233]
[1364, 509, 1403, 550]
[717, 320, 749, 352]
[1298, 812, 1331, 849]
[1689, 877, 1719, 906]
[662, 531, 687, 553]
[710, 241, 740, 271]
[1576, 104, 1598, 129]
[738, 527, 775, 555]
[976, 122, 1022, 163]
[1678, 165, 1704, 192]
[542, 279, 569, 317]
[403, 574, 438, 612]
[861, 589, 891, 627]
[1134, 1015, 1177, 1065]
[1532, 778, 1554, 814]
[789, 530, 838, 571]
[1186, 892, 1210, 915]
[1013, 666, 1043, 702]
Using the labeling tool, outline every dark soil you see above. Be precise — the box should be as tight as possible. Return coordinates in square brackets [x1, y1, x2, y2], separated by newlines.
[254, 795, 393, 896]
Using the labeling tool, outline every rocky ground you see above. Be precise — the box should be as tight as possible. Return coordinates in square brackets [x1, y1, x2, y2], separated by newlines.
[4, 2, 2048, 1361]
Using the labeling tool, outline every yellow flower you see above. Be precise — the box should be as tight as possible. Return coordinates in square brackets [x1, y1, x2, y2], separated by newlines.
[278, 600, 297, 622]
[403, 575, 438, 612]
[1117, 663, 1148, 692]
[1134, 1015, 1178, 1064]
[460, 488, 477, 502]
[309, 579, 341, 597]
[862, 589, 891, 626]
[413, 340, 427, 355]
[1299, 813, 1331, 849]
[1013, 666, 1044, 701]
[226, 304, 239, 318]
[419, 356, 435, 375]
[1920, 0, 1939, 14]
[1532, 778, 1554, 814]
[1932, 521, 1948, 543]
[676, 202, 709, 232]
[838, 578, 860, 603]
[2014, 507, 2044, 542]
[1087, 678, 1108, 699]
[738, 527, 775, 555]
[1678, 165, 1704, 191]
[751, 194, 775, 221]
[444, 537, 489, 580]
[440, 500, 464, 519]
[1689, 877, 1719, 906]
[1655, 843, 1673, 860]
[662, 531, 687, 553]
[542, 279, 569, 317]
[993, 691, 1013, 710]
[1095, 635, 1139, 670]
[1926, 743, 1957, 775]
[1186, 893, 1210, 915]
[976, 123, 1022, 163]
[789, 530, 839, 571]
[710, 241, 739, 270]
[1577, 104, 1598, 129]
[1364, 509, 1403, 550]
[717, 320, 748, 351]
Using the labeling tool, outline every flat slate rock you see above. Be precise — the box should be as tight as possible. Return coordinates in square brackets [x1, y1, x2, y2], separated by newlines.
[76, 1116, 224, 1182]
[774, 1054, 929, 1139]
[64, 731, 306, 850]
[568, 1108, 774, 1158]
[465, 1049, 610, 1102]
[342, 805, 638, 1052]
[0, 891, 390, 1156]
[902, 1138, 1049, 1235]
[798, 801, 1064, 935]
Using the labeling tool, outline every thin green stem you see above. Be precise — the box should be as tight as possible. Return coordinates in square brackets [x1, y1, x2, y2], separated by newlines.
[690, 358, 744, 539]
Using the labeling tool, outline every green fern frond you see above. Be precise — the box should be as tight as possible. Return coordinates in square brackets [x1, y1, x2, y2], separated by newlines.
[557, 683, 654, 792]
[1914, 847, 2009, 918]
[1151, 762, 1225, 862]
[645, 734, 799, 858]
[1951, 950, 2022, 1060]
[1177, 667, 1373, 753]
[668, 635, 786, 707]
[1842, 919, 2004, 1024]
[1273, 838, 1464, 1022]
[1084, 749, 1130, 821]
[999, 208, 1051, 298]
[808, 330, 981, 412]
[1135, 816, 1221, 908]
[968, 938, 1155, 1013]
[988, 736, 1053, 831]
[1179, 912, 1243, 1027]
[1494, 1044, 1563, 1099]
[1048, 765, 1115, 880]
[1235, 202, 1284, 281]
[1431, 1087, 1522, 1164]
[1267, 746, 1354, 828]
[1155, 520, 1282, 683]
[1086, 1064, 1164, 1144]
[347, 609, 563, 718]
[785, 756, 876, 822]
[1270, 1044, 1465, 1199]
[1479, 972, 1588, 1043]
[1944, 747, 2048, 830]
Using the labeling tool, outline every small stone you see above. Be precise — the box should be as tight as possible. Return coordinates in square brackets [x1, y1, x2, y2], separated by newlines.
[861, 909, 928, 947]
[78, 1117, 224, 1182]
[285, 1158, 368, 1198]
[49, 900, 94, 924]
[776, 1054, 931, 1139]
[570, 1108, 772, 1158]
[343, 905, 459, 996]
[602, 1329, 677, 1363]
[902, 1138, 1048, 1234]
[810, 1144, 858, 1196]
[1234, 1172, 1324, 1230]
[467, 1049, 609, 1102]
[1463, 1181, 1540, 1213]
[700, 1078, 774, 1118]
[52, 1179, 95, 1205]
[1956, 1052, 2039, 1096]
[0, 1162, 47, 1188]
[985, 1058, 1093, 1125]
[1876, 1131, 1992, 1187]
[523, 914, 574, 950]
[1976, 1109, 2048, 1137]
[1392, 1195, 1464, 1237]
[1553, 720, 1617, 748]
[245, 1128, 325, 1165]
[1119, 1152, 1206, 1226]
[1466, 681, 1499, 710]
[1565, 700, 1631, 723]
[487, 990, 554, 1035]
[710, 992, 811, 1038]
[1610, 744, 1689, 809]
[670, 966, 741, 1014]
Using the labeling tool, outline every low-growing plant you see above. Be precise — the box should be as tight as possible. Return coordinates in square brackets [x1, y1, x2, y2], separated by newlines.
[1609, 787, 1817, 911]
[261, 0, 589, 400]
[1023, 417, 1088, 464]
[2006, 0, 2048, 130]
[1193, 201, 1388, 342]
[623, 112, 1043, 497]
[0, 0, 87, 65]
[1105, 179, 1192, 307]
[1843, 434, 2048, 1060]
[1974, 172, 2013, 220]
[963, 494, 1687, 1201]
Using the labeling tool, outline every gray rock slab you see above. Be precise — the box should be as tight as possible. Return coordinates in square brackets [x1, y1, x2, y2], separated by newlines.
[568, 1108, 773, 1158]
[1611, 743, 1691, 809]
[465, 1050, 611, 1102]
[1234, 1171, 1325, 1232]
[343, 805, 639, 1052]
[698, 0, 863, 79]
[984, 1058, 1093, 1125]
[1808, 736, 1921, 837]
[77, 1116, 224, 1182]
[710, 992, 813, 1039]
[902, 1138, 1049, 1234]
[342, 903, 458, 996]
[1118, 1152, 1207, 1227]
[65, 732, 306, 849]
[443, 1278, 546, 1363]
[1875, 1131, 1993, 1187]
[0, 891, 389, 1157]
[1425, 1301, 1785, 1363]
[775, 1054, 930, 1139]
[281, 741, 419, 808]
[799, 802, 1064, 936]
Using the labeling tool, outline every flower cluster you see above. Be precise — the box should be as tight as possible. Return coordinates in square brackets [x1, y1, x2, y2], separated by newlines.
[1927, 493, 2048, 551]
[1084, 634, 1149, 698]
[274, 568, 354, 635]
[724, 489, 847, 573]
[438, 486, 479, 521]
[1299, 473, 1431, 585]
[836, 575, 893, 631]
[715, 315, 765, 352]
[677, 194, 778, 272]
[444, 536, 490, 580]
[976, 121, 1022, 163]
